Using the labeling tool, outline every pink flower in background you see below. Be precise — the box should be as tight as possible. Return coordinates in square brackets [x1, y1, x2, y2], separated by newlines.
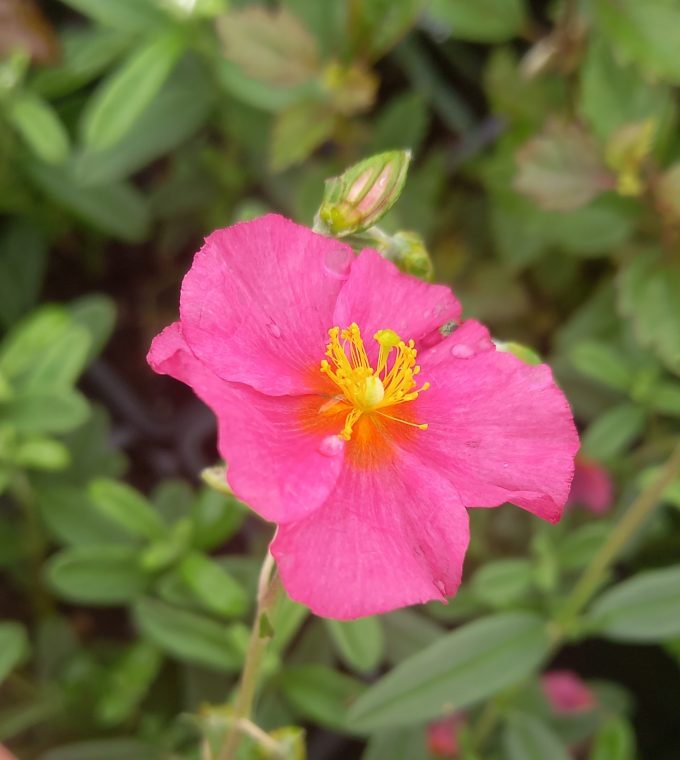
[148, 214, 579, 619]
[427, 714, 466, 757]
[567, 454, 613, 515]
[541, 670, 596, 714]
[0, 745, 18, 760]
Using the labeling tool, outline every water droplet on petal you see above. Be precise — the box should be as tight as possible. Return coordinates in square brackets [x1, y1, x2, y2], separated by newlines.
[451, 343, 474, 359]
[434, 578, 447, 597]
[503, 462, 509, 469]
[323, 247, 353, 280]
[319, 435, 344, 457]
[267, 322, 281, 338]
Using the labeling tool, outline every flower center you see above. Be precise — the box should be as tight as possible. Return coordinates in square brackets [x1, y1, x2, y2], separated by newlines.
[319, 322, 430, 440]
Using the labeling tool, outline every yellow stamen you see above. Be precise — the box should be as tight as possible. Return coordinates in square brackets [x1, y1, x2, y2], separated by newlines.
[319, 322, 429, 440]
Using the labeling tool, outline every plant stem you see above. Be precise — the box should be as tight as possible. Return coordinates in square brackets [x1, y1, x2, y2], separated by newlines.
[559, 439, 680, 626]
[219, 547, 281, 760]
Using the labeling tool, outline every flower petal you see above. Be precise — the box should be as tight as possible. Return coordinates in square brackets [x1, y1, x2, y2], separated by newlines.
[272, 450, 469, 619]
[148, 323, 344, 523]
[180, 214, 352, 395]
[419, 319, 495, 367]
[414, 349, 579, 523]
[333, 249, 461, 360]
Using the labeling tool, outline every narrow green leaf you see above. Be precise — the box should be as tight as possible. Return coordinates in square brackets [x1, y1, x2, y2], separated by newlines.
[58, 0, 168, 33]
[178, 551, 248, 618]
[133, 597, 247, 672]
[22, 324, 92, 393]
[362, 727, 431, 760]
[46, 545, 150, 604]
[471, 559, 534, 608]
[569, 341, 634, 393]
[68, 295, 117, 364]
[503, 713, 571, 760]
[7, 92, 70, 164]
[588, 564, 680, 641]
[0, 622, 29, 684]
[89, 478, 167, 540]
[325, 617, 385, 673]
[1, 390, 89, 434]
[96, 641, 163, 726]
[593, 0, 680, 84]
[279, 664, 365, 731]
[0, 220, 47, 329]
[382, 609, 445, 665]
[581, 402, 646, 460]
[74, 60, 214, 185]
[81, 30, 185, 150]
[618, 249, 680, 376]
[38, 738, 158, 760]
[0, 306, 69, 381]
[557, 523, 612, 571]
[429, 0, 527, 42]
[271, 100, 335, 172]
[589, 716, 636, 760]
[348, 613, 551, 730]
[26, 160, 150, 242]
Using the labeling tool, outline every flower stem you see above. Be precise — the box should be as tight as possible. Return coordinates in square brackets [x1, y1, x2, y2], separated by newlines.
[219, 547, 281, 760]
[558, 439, 680, 626]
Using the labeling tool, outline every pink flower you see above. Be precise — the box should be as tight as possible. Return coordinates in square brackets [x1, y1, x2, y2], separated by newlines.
[567, 454, 613, 515]
[426, 714, 465, 757]
[541, 670, 596, 714]
[148, 215, 579, 619]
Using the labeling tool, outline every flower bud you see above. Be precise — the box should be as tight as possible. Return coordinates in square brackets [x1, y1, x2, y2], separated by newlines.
[317, 150, 411, 236]
[605, 119, 655, 197]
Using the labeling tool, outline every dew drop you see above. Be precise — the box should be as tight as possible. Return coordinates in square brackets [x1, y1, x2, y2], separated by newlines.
[319, 435, 344, 457]
[502, 462, 509, 469]
[323, 247, 353, 280]
[434, 578, 447, 597]
[450, 343, 474, 359]
[267, 322, 281, 339]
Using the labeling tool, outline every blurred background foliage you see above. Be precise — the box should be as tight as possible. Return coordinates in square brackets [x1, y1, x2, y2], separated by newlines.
[1, 0, 680, 758]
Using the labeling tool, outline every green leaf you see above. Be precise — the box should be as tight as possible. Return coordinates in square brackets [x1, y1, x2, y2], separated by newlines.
[588, 564, 680, 641]
[348, 613, 551, 730]
[89, 478, 167, 541]
[22, 324, 92, 393]
[325, 617, 384, 673]
[1, 390, 89, 434]
[363, 727, 431, 760]
[503, 713, 571, 760]
[26, 160, 151, 242]
[46, 545, 150, 604]
[269, 592, 309, 654]
[96, 641, 163, 726]
[271, 100, 335, 172]
[279, 665, 365, 731]
[57, 0, 169, 33]
[569, 340, 634, 393]
[429, 0, 526, 42]
[73, 60, 214, 185]
[132, 597, 247, 672]
[514, 121, 613, 211]
[557, 523, 612, 571]
[348, 0, 425, 59]
[382, 609, 445, 665]
[579, 37, 674, 143]
[178, 551, 248, 618]
[618, 249, 680, 376]
[14, 437, 70, 471]
[81, 30, 186, 150]
[31, 27, 131, 99]
[470, 559, 534, 608]
[593, 0, 680, 84]
[36, 487, 132, 547]
[68, 295, 117, 364]
[191, 487, 247, 550]
[0, 306, 68, 381]
[0, 219, 47, 329]
[38, 738, 158, 760]
[0, 622, 29, 684]
[581, 402, 646, 461]
[370, 92, 429, 155]
[6, 92, 70, 165]
[589, 716, 636, 760]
